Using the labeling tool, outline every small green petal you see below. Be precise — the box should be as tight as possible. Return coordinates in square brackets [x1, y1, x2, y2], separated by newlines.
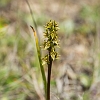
[44, 41, 50, 49]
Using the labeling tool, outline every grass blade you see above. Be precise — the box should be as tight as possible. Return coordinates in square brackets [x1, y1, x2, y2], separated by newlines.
[30, 26, 47, 98]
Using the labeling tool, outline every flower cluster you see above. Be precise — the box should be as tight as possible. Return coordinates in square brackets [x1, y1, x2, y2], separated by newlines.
[42, 20, 59, 65]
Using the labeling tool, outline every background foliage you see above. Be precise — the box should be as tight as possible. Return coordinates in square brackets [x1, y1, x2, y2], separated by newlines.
[0, 0, 100, 100]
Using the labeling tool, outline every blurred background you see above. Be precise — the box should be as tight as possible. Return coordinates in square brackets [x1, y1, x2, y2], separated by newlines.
[0, 0, 100, 100]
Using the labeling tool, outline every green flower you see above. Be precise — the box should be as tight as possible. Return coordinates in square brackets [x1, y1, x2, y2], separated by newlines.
[42, 20, 59, 65]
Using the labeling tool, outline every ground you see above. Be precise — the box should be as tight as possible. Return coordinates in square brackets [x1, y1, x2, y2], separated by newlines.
[0, 0, 100, 100]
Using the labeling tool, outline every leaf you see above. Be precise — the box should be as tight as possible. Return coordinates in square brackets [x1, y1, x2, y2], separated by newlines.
[30, 26, 47, 96]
